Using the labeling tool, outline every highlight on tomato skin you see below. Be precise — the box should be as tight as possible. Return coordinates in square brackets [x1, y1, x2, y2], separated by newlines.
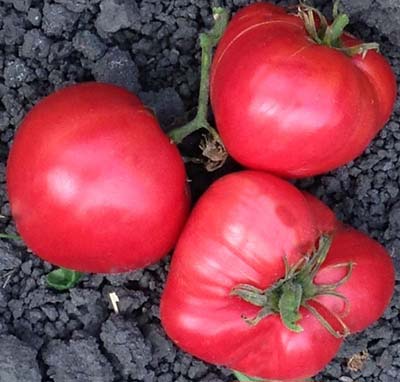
[6, 82, 190, 274]
[160, 170, 395, 382]
[210, 1, 397, 178]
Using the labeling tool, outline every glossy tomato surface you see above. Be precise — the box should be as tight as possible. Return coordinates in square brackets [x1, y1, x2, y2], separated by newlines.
[210, 3, 397, 177]
[302, 191, 338, 235]
[315, 227, 395, 333]
[161, 171, 343, 380]
[294, 194, 394, 334]
[7, 82, 190, 273]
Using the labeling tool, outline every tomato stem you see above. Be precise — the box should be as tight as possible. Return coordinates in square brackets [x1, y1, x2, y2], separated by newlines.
[233, 370, 313, 382]
[298, 1, 379, 56]
[322, 13, 349, 47]
[168, 7, 229, 171]
[168, 7, 228, 143]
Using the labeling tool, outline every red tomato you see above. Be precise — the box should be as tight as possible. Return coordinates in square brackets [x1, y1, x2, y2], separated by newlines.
[161, 171, 343, 381]
[314, 227, 395, 333]
[7, 82, 190, 273]
[210, 2, 397, 177]
[161, 171, 394, 379]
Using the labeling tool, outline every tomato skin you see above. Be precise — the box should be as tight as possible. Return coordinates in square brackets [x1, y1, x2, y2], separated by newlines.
[210, 3, 397, 178]
[160, 171, 342, 380]
[295, 196, 394, 333]
[6, 82, 190, 273]
[314, 227, 395, 333]
[302, 192, 338, 235]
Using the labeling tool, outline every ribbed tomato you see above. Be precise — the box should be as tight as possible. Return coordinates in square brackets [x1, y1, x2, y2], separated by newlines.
[161, 171, 395, 381]
[161, 171, 343, 381]
[7, 82, 190, 273]
[210, 2, 397, 177]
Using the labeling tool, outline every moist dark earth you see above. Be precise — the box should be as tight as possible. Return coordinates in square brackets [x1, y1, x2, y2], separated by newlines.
[0, 0, 399, 381]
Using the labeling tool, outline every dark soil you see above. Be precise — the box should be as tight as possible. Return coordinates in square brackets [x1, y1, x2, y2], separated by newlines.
[0, 0, 399, 381]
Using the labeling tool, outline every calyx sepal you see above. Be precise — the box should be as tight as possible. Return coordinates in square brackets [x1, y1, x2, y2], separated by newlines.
[297, 1, 379, 57]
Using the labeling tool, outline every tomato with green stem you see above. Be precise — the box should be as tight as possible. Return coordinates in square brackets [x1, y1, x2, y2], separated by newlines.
[161, 171, 395, 381]
[210, 2, 397, 178]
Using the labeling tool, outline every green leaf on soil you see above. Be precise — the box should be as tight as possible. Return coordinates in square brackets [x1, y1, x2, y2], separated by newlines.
[0, 233, 21, 240]
[233, 370, 266, 381]
[46, 268, 83, 291]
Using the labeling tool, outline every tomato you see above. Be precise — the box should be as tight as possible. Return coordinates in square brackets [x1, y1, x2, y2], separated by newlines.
[210, 2, 397, 177]
[161, 171, 395, 380]
[6, 82, 190, 273]
[314, 227, 395, 333]
[160, 171, 343, 381]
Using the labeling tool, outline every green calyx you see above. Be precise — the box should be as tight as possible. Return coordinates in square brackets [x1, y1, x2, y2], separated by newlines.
[297, 1, 379, 57]
[231, 235, 353, 338]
